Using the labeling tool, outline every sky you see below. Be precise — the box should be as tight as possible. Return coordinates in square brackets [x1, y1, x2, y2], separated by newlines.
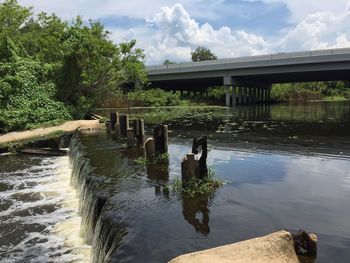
[18, 0, 350, 64]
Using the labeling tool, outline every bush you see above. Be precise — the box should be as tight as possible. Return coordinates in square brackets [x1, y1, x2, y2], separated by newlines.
[127, 89, 182, 107]
[271, 82, 350, 102]
[0, 39, 71, 132]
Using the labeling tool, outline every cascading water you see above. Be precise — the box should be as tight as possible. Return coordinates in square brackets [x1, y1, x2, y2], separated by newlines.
[68, 133, 126, 263]
[0, 147, 91, 262]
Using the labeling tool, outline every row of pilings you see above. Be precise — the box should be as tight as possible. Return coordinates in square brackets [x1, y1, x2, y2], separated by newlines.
[107, 112, 169, 159]
[225, 85, 272, 107]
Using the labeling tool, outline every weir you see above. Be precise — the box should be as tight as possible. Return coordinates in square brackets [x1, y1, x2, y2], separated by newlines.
[68, 134, 126, 262]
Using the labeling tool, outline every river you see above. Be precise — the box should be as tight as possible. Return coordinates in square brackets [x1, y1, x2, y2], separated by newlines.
[1, 101, 350, 262]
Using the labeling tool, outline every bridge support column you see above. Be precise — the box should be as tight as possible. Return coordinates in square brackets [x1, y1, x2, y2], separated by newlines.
[267, 86, 271, 103]
[225, 86, 230, 107]
[262, 88, 266, 103]
[238, 87, 243, 105]
[252, 88, 256, 104]
[259, 88, 262, 103]
[253, 88, 258, 103]
[232, 86, 237, 107]
[243, 87, 247, 105]
[247, 88, 252, 104]
[223, 76, 235, 107]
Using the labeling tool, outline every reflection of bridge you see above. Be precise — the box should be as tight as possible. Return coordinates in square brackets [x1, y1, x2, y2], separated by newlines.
[147, 48, 350, 107]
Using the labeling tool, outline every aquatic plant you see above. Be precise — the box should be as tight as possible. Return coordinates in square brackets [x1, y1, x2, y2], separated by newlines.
[171, 168, 223, 198]
[134, 153, 169, 165]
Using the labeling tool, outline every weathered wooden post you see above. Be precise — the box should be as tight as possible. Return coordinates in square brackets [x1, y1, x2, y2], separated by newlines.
[110, 112, 118, 128]
[133, 119, 145, 147]
[127, 128, 136, 148]
[181, 153, 199, 182]
[145, 138, 155, 160]
[153, 124, 168, 155]
[105, 121, 112, 133]
[192, 136, 208, 179]
[119, 114, 129, 138]
[181, 136, 208, 182]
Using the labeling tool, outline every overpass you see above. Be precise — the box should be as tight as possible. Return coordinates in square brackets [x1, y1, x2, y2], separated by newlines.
[146, 48, 350, 106]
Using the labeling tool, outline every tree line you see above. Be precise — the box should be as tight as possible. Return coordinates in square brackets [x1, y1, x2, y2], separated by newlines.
[0, 0, 146, 132]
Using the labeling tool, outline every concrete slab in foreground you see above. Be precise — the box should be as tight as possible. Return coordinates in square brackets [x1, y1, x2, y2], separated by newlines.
[169, 230, 300, 263]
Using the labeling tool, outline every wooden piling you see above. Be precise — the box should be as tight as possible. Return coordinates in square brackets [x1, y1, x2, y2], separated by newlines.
[110, 112, 119, 129]
[145, 138, 155, 160]
[132, 119, 145, 147]
[153, 124, 168, 155]
[181, 153, 199, 182]
[127, 128, 136, 148]
[119, 114, 129, 138]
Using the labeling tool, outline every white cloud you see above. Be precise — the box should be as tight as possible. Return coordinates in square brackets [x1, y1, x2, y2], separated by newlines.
[16, 1, 350, 64]
[275, 6, 350, 51]
[146, 4, 268, 64]
[144, 2, 350, 64]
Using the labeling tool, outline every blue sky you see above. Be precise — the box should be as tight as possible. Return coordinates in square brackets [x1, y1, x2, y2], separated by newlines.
[18, 0, 350, 64]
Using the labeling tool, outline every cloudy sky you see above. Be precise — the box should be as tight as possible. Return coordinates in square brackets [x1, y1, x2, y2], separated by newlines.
[18, 0, 350, 64]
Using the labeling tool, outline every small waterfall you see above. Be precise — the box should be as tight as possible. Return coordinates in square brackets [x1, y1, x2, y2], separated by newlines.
[0, 142, 91, 262]
[68, 134, 125, 262]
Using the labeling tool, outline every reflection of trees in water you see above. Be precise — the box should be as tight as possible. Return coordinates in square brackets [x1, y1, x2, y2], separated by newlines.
[182, 194, 212, 235]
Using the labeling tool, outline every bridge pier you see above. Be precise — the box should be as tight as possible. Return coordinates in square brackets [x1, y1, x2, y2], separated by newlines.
[223, 76, 273, 107]
[232, 86, 237, 107]
[225, 86, 230, 107]
[243, 87, 248, 105]
[237, 87, 243, 105]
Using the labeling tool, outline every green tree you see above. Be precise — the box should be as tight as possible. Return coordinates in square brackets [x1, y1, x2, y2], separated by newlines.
[19, 12, 67, 63]
[0, 0, 32, 40]
[0, 38, 70, 132]
[0, 0, 148, 128]
[163, 59, 176, 65]
[191, 46, 217, 62]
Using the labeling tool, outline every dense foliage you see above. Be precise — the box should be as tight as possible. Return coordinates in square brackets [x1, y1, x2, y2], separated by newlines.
[0, 38, 71, 131]
[271, 82, 350, 102]
[0, 0, 146, 132]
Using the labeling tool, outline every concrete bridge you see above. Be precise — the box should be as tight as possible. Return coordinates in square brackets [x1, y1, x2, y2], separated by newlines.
[146, 48, 350, 106]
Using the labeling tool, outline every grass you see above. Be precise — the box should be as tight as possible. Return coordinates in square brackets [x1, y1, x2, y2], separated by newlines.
[322, 96, 348, 101]
[171, 168, 224, 198]
[135, 153, 169, 165]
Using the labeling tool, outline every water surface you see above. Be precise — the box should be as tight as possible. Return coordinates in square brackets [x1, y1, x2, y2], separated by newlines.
[88, 102, 350, 262]
[1, 101, 350, 263]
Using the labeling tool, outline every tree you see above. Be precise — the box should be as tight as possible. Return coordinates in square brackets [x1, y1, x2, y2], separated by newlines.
[163, 59, 176, 65]
[0, 0, 32, 40]
[0, 0, 148, 128]
[0, 38, 71, 132]
[191, 47, 217, 62]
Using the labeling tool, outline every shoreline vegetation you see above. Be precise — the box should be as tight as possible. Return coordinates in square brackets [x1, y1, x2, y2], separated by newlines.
[0, 1, 349, 135]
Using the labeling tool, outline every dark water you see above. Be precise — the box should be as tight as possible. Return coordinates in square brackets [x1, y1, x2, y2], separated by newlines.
[1, 101, 350, 262]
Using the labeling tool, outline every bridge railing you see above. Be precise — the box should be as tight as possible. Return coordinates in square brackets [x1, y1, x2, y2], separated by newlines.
[147, 47, 350, 71]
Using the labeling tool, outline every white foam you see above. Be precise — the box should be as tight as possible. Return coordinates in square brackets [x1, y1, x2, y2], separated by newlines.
[0, 155, 92, 262]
